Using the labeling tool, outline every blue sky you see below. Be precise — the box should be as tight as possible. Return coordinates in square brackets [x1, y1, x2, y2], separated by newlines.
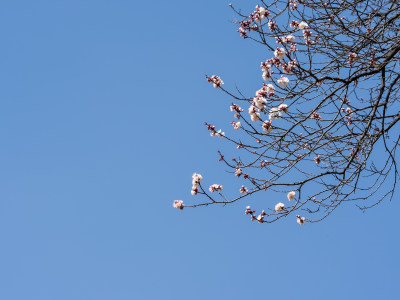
[0, 1, 399, 299]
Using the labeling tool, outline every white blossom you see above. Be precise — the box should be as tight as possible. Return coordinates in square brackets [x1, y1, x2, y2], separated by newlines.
[192, 173, 203, 194]
[235, 168, 242, 177]
[277, 76, 289, 87]
[210, 75, 224, 88]
[240, 185, 248, 194]
[287, 191, 296, 201]
[275, 202, 285, 213]
[249, 105, 260, 122]
[296, 215, 306, 225]
[253, 96, 267, 111]
[173, 200, 184, 210]
[278, 104, 289, 113]
[274, 47, 286, 59]
[265, 84, 275, 94]
[262, 70, 272, 81]
[233, 122, 241, 130]
[298, 21, 308, 29]
[216, 129, 225, 137]
[262, 120, 272, 134]
[209, 184, 223, 192]
[269, 107, 282, 120]
[284, 34, 295, 43]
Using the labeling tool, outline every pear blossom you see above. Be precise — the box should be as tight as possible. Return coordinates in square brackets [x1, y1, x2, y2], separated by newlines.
[275, 202, 285, 213]
[277, 76, 289, 87]
[269, 107, 282, 120]
[173, 200, 184, 210]
[296, 215, 306, 225]
[274, 47, 286, 59]
[278, 104, 289, 113]
[287, 191, 296, 201]
[298, 21, 308, 29]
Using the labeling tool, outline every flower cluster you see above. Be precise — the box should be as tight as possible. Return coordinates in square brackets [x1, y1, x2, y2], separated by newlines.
[289, 0, 298, 11]
[299, 21, 308, 29]
[173, 200, 184, 210]
[282, 59, 297, 74]
[191, 173, 203, 195]
[348, 53, 357, 66]
[254, 5, 269, 22]
[278, 103, 289, 113]
[268, 20, 277, 32]
[231, 121, 241, 130]
[290, 20, 300, 28]
[274, 47, 286, 60]
[209, 184, 223, 193]
[269, 107, 282, 120]
[296, 215, 306, 225]
[205, 122, 225, 138]
[277, 76, 289, 87]
[239, 185, 248, 194]
[341, 107, 354, 125]
[262, 120, 272, 134]
[235, 167, 242, 177]
[310, 112, 322, 120]
[243, 190, 303, 224]
[261, 62, 273, 81]
[206, 75, 224, 88]
[230, 103, 244, 119]
[248, 105, 260, 122]
[257, 210, 267, 223]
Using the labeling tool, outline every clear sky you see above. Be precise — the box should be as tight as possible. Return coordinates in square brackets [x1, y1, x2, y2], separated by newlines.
[0, 1, 399, 299]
